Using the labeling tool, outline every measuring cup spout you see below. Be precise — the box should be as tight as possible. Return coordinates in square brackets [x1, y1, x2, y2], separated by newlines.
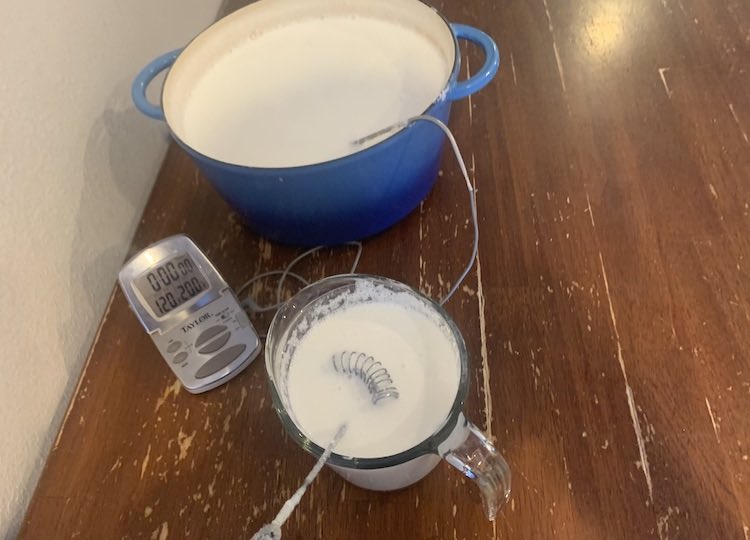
[437, 413, 511, 521]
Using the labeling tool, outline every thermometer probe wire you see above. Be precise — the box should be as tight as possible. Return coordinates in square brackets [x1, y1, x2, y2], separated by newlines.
[244, 116, 480, 537]
[237, 115, 478, 323]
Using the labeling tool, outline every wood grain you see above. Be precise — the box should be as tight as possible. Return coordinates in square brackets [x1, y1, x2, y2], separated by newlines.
[19, 0, 750, 538]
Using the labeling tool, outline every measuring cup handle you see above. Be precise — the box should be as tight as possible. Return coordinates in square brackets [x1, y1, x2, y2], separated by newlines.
[445, 24, 500, 101]
[437, 413, 511, 521]
[131, 49, 181, 120]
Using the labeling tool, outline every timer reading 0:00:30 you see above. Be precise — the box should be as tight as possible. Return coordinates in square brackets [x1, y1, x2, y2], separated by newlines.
[139, 254, 210, 316]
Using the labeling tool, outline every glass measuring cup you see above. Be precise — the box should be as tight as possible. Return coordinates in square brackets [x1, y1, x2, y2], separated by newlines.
[265, 275, 511, 520]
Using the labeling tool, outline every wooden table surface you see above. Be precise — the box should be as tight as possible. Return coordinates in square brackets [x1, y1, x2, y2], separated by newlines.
[20, 0, 750, 538]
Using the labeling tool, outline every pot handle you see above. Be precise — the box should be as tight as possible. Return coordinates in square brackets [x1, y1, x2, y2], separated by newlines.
[131, 49, 182, 120]
[446, 24, 500, 101]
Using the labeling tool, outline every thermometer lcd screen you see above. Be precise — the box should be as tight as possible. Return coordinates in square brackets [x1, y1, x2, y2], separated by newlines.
[134, 252, 210, 317]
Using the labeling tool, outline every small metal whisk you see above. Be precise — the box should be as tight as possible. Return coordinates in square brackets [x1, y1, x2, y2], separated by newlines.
[332, 351, 399, 404]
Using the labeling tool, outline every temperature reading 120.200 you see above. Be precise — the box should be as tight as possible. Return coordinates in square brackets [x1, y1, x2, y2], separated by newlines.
[134, 253, 210, 317]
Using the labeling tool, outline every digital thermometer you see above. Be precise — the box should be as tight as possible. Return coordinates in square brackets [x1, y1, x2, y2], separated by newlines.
[118, 234, 260, 393]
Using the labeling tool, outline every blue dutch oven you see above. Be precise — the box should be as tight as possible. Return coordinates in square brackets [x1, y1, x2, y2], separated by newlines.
[133, 0, 499, 246]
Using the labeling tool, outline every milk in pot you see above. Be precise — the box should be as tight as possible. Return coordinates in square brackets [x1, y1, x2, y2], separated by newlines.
[181, 14, 451, 168]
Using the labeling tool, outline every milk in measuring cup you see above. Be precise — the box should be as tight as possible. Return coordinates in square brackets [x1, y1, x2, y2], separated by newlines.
[286, 298, 461, 459]
[181, 14, 451, 168]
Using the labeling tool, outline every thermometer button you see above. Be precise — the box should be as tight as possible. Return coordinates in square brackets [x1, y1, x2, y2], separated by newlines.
[197, 329, 231, 355]
[195, 344, 246, 379]
[196, 325, 228, 347]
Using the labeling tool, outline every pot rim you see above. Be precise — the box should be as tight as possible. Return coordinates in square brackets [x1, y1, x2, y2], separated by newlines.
[159, 0, 461, 172]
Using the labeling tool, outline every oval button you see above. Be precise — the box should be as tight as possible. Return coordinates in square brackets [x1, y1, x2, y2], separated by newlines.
[173, 351, 188, 364]
[167, 341, 182, 353]
[195, 344, 246, 379]
[198, 329, 231, 354]
[195, 325, 228, 348]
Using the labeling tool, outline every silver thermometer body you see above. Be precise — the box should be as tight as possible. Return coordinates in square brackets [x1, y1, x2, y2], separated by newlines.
[118, 234, 260, 393]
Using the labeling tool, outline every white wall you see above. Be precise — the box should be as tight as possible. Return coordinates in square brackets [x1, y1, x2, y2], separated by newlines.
[0, 1, 222, 536]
